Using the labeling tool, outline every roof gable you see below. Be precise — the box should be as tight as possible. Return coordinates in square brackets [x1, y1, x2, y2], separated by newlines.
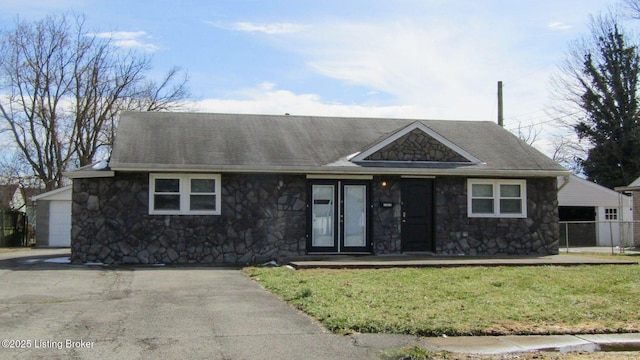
[558, 175, 631, 207]
[32, 186, 72, 201]
[630, 176, 640, 187]
[352, 122, 481, 164]
[96, 112, 568, 177]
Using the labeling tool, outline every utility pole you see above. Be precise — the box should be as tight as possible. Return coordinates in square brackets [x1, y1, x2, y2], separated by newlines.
[497, 81, 504, 127]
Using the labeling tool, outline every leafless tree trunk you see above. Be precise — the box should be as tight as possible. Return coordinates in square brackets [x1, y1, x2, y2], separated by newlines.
[0, 13, 190, 190]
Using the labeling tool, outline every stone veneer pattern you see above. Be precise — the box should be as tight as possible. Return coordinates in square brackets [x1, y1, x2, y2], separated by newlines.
[71, 173, 307, 264]
[366, 129, 470, 162]
[371, 177, 402, 254]
[371, 176, 558, 256]
[71, 173, 559, 264]
[435, 177, 559, 255]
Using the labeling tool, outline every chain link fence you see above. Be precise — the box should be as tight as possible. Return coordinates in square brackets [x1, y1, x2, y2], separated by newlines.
[559, 220, 637, 254]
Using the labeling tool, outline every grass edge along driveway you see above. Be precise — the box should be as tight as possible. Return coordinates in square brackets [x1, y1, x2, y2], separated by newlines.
[244, 261, 640, 337]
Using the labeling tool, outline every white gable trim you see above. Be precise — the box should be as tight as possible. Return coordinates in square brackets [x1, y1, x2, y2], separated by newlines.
[351, 122, 483, 164]
[32, 185, 72, 201]
[559, 175, 631, 207]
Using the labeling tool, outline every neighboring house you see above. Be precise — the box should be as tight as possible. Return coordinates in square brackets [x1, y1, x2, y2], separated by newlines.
[0, 184, 19, 211]
[1, 184, 42, 247]
[65, 112, 568, 265]
[558, 175, 633, 247]
[32, 186, 72, 247]
[1, 184, 25, 211]
[0, 184, 42, 214]
[615, 177, 640, 246]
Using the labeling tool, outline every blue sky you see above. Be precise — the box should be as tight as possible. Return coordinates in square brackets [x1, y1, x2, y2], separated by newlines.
[0, 0, 621, 134]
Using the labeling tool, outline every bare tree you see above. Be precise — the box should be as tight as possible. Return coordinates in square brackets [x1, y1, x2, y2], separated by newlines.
[548, 133, 588, 174]
[0, 13, 190, 190]
[510, 122, 541, 146]
[625, 0, 640, 19]
[549, 13, 640, 188]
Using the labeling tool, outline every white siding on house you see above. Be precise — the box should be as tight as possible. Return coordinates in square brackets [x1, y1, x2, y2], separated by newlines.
[32, 186, 72, 247]
[558, 175, 633, 247]
[558, 175, 628, 208]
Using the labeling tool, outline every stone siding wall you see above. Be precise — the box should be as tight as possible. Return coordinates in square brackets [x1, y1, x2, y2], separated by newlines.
[71, 173, 306, 265]
[371, 177, 402, 253]
[371, 176, 558, 256]
[435, 177, 559, 255]
[71, 173, 559, 264]
[366, 129, 469, 162]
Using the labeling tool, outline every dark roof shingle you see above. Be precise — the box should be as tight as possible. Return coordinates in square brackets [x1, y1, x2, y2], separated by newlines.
[109, 112, 567, 176]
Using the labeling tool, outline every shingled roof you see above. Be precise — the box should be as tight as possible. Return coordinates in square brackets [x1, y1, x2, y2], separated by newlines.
[99, 112, 567, 177]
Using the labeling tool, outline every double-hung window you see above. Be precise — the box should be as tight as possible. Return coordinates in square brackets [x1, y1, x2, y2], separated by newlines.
[468, 179, 527, 218]
[150, 174, 221, 215]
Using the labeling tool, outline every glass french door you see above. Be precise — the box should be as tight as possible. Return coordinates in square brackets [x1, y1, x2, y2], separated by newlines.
[308, 180, 370, 253]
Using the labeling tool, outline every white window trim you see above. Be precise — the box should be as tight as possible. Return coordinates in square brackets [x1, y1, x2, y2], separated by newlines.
[149, 173, 221, 215]
[467, 179, 527, 218]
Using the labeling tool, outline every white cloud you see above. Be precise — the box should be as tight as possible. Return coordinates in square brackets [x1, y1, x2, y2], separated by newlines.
[283, 19, 536, 121]
[190, 82, 423, 119]
[208, 21, 310, 35]
[196, 8, 593, 144]
[92, 31, 159, 52]
[548, 22, 572, 31]
[197, 17, 554, 122]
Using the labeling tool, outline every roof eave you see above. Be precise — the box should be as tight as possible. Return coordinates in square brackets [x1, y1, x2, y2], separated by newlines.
[31, 185, 73, 201]
[614, 185, 640, 193]
[107, 162, 570, 178]
[64, 170, 115, 179]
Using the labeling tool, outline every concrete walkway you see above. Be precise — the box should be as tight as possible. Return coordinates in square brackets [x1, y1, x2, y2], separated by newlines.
[416, 333, 640, 355]
[565, 246, 640, 255]
[288, 253, 637, 269]
[3, 248, 639, 358]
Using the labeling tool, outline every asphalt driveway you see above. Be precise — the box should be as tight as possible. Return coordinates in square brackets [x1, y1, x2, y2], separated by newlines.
[0, 249, 403, 359]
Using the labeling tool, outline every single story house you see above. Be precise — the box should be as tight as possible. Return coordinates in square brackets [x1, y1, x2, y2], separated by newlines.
[1, 184, 42, 247]
[32, 186, 72, 247]
[558, 175, 633, 247]
[66, 112, 568, 265]
[0, 184, 40, 213]
[1, 184, 22, 211]
[615, 176, 640, 246]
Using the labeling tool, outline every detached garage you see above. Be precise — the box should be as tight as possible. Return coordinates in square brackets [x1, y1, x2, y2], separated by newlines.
[558, 175, 633, 247]
[32, 186, 72, 247]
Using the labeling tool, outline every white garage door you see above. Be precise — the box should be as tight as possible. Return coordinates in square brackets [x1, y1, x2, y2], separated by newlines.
[49, 201, 71, 247]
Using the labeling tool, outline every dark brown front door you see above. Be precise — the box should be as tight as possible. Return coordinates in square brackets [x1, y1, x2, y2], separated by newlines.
[401, 179, 434, 252]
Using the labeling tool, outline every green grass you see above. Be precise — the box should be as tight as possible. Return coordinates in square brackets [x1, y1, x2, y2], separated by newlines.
[244, 263, 640, 336]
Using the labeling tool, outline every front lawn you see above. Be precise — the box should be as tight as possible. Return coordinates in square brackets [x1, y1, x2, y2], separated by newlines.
[244, 262, 640, 336]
